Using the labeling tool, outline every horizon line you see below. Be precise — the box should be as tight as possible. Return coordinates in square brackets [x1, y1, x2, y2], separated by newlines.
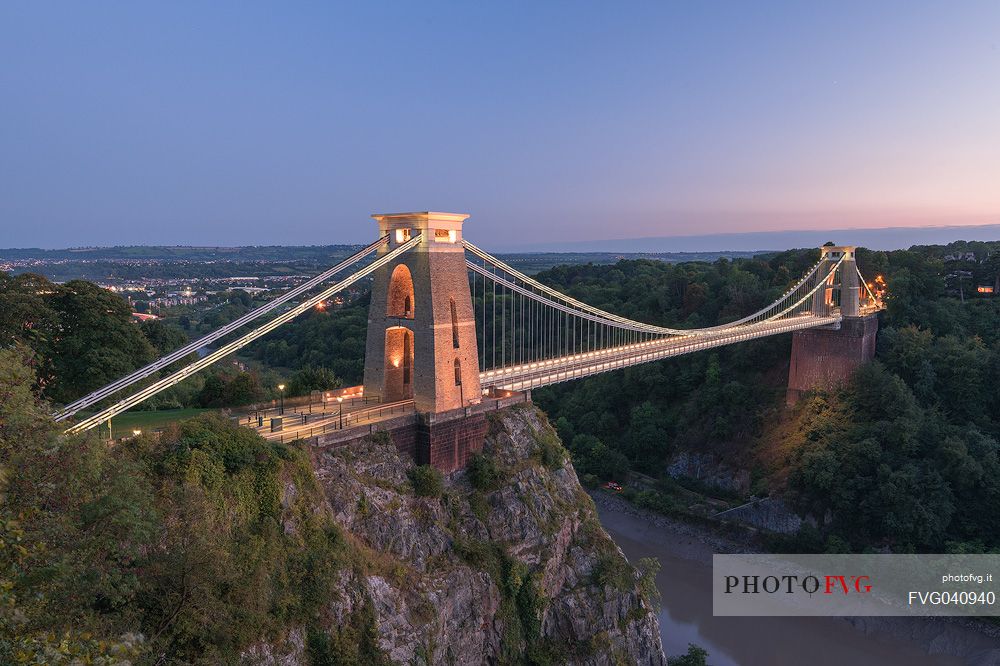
[1, 221, 999, 254]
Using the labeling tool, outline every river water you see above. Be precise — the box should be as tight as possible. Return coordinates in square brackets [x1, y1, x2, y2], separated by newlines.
[596, 500, 1000, 666]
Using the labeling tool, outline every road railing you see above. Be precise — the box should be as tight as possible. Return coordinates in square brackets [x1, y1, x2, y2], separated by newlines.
[263, 399, 416, 444]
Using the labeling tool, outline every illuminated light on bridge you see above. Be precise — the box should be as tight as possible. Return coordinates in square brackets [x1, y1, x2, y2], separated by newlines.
[57, 211, 883, 471]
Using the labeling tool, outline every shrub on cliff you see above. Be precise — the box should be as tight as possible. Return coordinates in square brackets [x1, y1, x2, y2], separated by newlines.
[409, 464, 444, 498]
[532, 422, 567, 470]
[467, 451, 506, 491]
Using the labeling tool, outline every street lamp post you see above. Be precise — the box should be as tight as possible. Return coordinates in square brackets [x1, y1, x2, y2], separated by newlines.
[337, 396, 344, 429]
[278, 384, 286, 415]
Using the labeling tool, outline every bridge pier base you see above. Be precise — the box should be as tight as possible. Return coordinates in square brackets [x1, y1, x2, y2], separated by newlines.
[786, 314, 878, 405]
[417, 410, 488, 473]
[311, 391, 531, 474]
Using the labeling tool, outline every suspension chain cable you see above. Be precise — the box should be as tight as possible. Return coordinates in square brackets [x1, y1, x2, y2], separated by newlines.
[65, 235, 421, 434]
[464, 240, 825, 337]
[472, 255, 846, 383]
[54, 235, 390, 421]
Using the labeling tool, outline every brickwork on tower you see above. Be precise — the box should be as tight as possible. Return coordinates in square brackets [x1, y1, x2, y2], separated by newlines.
[786, 314, 879, 405]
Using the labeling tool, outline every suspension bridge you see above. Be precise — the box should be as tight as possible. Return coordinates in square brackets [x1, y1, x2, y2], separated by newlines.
[57, 211, 883, 471]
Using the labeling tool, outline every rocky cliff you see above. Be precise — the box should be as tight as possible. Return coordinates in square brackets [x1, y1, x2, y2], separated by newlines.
[246, 404, 665, 665]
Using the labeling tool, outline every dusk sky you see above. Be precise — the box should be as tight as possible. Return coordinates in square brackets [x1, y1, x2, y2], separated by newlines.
[2, 2, 998, 250]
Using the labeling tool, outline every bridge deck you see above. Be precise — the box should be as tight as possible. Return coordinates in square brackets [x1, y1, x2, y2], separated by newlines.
[480, 313, 842, 391]
[242, 314, 843, 442]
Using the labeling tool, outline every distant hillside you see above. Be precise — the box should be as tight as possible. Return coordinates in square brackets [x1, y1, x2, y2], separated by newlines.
[0, 244, 365, 262]
[503, 223, 1000, 253]
[0, 246, 775, 281]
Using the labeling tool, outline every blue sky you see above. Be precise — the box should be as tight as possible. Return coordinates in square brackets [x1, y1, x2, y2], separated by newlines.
[1, 2, 998, 250]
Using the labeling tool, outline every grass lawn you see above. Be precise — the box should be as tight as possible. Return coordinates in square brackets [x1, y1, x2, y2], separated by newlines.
[79, 408, 215, 439]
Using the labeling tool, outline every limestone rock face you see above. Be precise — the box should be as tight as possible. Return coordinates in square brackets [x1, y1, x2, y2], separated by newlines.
[247, 404, 665, 665]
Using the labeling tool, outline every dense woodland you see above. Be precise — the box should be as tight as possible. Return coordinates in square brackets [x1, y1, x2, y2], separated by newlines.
[531, 241, 1000, 552]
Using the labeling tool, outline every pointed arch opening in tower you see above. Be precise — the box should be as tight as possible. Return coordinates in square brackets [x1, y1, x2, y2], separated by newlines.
[450, 298, 460, 348]
[387, 264, 414, 319]
[383, 326, 414, 401]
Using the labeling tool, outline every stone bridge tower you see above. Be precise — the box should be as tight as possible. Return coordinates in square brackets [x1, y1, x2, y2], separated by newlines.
[808, 245, 860, 317]
[787, 245, 879, 404]
[362, 212, 486, 471]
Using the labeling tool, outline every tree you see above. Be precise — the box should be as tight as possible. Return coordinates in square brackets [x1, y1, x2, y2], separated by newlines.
[682, 282, 708, 316]
[228, 289, 253, 308]
[0, 273, 59, 352]
[246, 299, 370, 384]
[288, 366, 342, 397]
[44, 280, 156, 403]
[668, 644, 710, 666]
[141, 481, 235, 661]
[625, 402, 671, 472]
[988, 252, 1000, 292]
[198, 373, 228, 407]
[227, 371, 265, 405]
[570, 434, 629, 481]
[197, 371, 265, 407]
[139, 319, 188, 355]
